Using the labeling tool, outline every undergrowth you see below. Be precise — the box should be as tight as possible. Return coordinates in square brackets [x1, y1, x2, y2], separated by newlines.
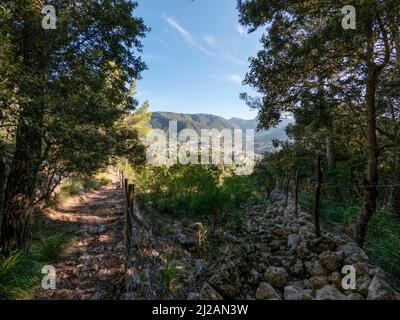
[0, 233, 70, 300]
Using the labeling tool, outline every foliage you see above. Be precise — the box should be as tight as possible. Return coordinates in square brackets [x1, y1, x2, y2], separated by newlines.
[121, 162, 260, 230]
[32, 233, 70, 263]
[0, 234, 69, 299]
[161, 256, 185, 293]
[59, 175, 110, 200]
[0, 0, 149, 250]
[0, 251, 40, 300]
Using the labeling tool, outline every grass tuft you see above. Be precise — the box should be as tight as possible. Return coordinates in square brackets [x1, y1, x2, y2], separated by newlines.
[0, 233, 70, 299]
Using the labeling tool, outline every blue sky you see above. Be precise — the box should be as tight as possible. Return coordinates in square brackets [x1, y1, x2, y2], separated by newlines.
[135, 0, 264, 120]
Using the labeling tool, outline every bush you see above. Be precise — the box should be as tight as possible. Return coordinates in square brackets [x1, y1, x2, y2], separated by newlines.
[0, 251, 40, 299]
[0, 234, 69, 299]
[59, 174, 111, 200]
[33, 233, 69, 263]
[60, 179, 83, 196]
[120, 162, 263, 232]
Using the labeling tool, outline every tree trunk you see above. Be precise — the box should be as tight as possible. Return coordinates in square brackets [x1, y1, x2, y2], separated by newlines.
[355, 30, 380, 247]
[294, 168, 300, 216]
[0, 158, 7, 230]
[314, 154, 322, 237]
[393, 153, 400, 218]
[0, 113, 44, 251]
[0, 4, 44, 252]
[285, 172, 291, 207]
[326, 137, 335, 169]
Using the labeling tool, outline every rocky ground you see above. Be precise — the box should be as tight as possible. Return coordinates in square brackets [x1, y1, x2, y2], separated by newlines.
[36, 183, 400, 300]
[37, 185, 127, 299]
[190, 190, 400, 300]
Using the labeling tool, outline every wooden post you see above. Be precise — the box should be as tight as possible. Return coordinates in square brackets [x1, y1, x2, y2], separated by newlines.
[314, 154, 322, 237]
[284, 173, 292, 207]
[0, 158, 7, 229]
[127, 184, 135, 209]
[119, 171, 124, 190]
[124, 178, 129, 198]
[282, 173, 288, 191]
[124, 184, 135, 270]
[294, 167, 300, 216]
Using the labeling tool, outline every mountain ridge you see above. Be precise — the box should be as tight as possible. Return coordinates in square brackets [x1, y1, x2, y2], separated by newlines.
[150, 111, 291, 153]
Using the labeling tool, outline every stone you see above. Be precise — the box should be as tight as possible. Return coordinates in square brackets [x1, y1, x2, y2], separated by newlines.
[249, 269, 263, 285]
[315, 285, 347, 300]
[270, 239, 286, 252]
[296, 242, 314, 260]
[356, 275, 371, 297]
[256, 282, 281, 300]
[337, 242, 368, 263]
[187, 292, 200, 300]
[275, 226, 292, 237]
[284, 286, 314, 300]
[260, 252, 271, 264]
[176, 233, 196, 247]
[319, 251, 344, 272]
[353, 262, 369, 277]
[329, 271, 342, 289]
[305, 260, 328, 276]
[367, 266, 386, 278]
[288, 259, 304, 276]
[309, 236, 337, 253]
[367, 276, 394, 300]
[194, 259, 207, 276]
[305, 276, 329, 290]
[208, 258, 245, 299]
[287, 234, 300, 251]
[200, 283, 223, 300]
[346, 292, 364, 300]
[264, 266, 288, 288]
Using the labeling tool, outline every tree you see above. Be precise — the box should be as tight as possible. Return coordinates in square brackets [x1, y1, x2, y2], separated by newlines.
[0, 0, 149, 251]
[237, 0, 400, 245]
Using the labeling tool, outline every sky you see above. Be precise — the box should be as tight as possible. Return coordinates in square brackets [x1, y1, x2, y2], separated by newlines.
[135, 0, 264, 120]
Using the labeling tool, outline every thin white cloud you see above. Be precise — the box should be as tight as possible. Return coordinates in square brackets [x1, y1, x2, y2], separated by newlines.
[236, 24, 248, 36]
[142, 54, 171, 63]
[207, 74, 243, 85]
[154, 37, 170, 49]
[228, 74, 243, 84]
[163, 15, 213, 56]
[203, 35, 216, 46]
[223, 51, 248, 66]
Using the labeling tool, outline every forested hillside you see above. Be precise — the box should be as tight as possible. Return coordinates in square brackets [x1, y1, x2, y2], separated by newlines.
[150, 111, 290, 153]
[1, 0, 400, 302]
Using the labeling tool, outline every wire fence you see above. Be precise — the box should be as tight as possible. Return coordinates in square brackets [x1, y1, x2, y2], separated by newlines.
[286, 153, 400, 288]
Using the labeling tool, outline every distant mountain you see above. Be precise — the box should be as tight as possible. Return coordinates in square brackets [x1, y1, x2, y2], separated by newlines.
[151, 112, 238, 132]
[150, 111, 292, 153]
[229, 117, 259, 130]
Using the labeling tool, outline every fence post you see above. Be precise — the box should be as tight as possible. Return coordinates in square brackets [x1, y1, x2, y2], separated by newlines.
[0, 158, 7, 229]
[119, 170, 124, 190]
[278, 173, 285, 191]
[294, 167, 300, 216]
[285, 172, 292, 207]
[123, 183, 135, 296]
[313, 154, 322, 237]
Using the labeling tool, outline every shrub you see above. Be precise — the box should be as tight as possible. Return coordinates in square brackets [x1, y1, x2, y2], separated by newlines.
[0, 233, 69, 299]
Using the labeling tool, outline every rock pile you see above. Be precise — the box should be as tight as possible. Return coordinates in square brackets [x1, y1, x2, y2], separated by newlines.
[197, 190, 400, 300]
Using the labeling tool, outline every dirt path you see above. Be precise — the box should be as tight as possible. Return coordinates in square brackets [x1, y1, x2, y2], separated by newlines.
[37, 183, 127, 300]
